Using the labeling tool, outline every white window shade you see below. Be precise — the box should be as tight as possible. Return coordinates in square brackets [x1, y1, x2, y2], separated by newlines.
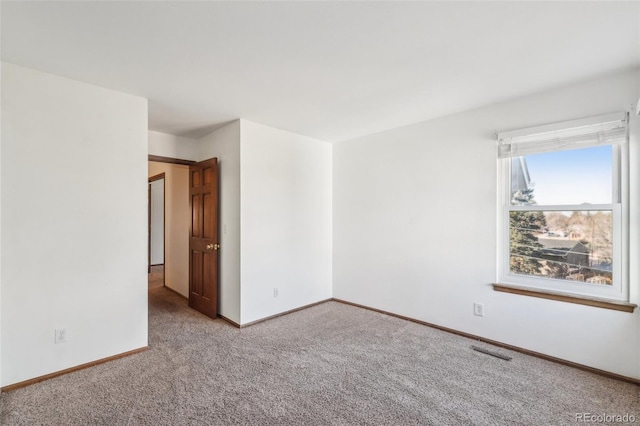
[497, 112, 628, 158]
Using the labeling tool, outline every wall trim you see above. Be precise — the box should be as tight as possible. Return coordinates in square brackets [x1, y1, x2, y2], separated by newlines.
[239, 298, 333, 328]
[163, 285, 188, 300]
[218, 314, 241, 328]
[332, 298, 640, 386]
[148, 172, 166, 183]
[148, 155, 196, 166]
[1, 347, 149, 392]
[493, 283, 637, 313]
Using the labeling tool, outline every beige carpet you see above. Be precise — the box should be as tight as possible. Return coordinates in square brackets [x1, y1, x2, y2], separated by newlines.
[1, 287, 638, 425]
[148, 265, 164, 288]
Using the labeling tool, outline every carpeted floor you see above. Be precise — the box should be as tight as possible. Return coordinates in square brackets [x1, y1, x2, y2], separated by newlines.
[1, 287, 638, 425]
[148, 265, 164, 288]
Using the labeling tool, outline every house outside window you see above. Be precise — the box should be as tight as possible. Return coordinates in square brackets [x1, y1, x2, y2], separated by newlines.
[497, 113, 629, 301]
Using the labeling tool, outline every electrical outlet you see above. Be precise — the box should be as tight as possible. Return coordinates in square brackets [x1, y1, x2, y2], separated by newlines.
[55, 328, 67, 344]
[273, 288, 278, 297]
[473, 303, 484, 317]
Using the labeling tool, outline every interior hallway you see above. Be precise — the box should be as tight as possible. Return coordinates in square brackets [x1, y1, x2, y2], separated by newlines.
[148, 265, 164, 289]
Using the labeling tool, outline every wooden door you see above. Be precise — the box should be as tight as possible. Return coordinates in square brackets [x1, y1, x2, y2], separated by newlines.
[189, 158, 219, 319]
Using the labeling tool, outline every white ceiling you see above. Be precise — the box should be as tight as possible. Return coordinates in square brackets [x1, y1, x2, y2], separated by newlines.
[2, 1, 639, 142]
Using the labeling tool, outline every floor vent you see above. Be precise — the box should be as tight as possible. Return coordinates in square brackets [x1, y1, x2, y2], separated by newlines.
[471, 345, 512, 361]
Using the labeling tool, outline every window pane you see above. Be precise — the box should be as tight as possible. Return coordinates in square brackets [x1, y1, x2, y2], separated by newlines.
[509, 210, 613, 285]
[510, 145, 612, 206]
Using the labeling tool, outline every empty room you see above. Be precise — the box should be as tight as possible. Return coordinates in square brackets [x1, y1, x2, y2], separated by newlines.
[1, 1, 639, 425]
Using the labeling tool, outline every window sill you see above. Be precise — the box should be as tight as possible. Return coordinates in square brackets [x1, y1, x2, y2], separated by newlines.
[492, 283, 637, 313]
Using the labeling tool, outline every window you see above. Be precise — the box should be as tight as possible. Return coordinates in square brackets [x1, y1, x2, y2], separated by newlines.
[497, 113, 628, 301]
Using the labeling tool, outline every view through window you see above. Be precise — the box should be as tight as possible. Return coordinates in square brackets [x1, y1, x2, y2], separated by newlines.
[508, 145, 614, 287]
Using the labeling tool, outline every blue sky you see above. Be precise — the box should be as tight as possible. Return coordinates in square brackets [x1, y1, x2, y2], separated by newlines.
[524, 145, 612, 205]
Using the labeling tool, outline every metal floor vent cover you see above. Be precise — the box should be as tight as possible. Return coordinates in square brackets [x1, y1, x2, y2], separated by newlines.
[471, 345, 512, 361]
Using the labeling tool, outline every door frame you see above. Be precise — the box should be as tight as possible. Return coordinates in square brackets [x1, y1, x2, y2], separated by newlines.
[148, 156, 197, 295]
[148, 172, 166, 274]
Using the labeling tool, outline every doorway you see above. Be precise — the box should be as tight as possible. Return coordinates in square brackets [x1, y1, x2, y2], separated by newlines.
[149, 173, 165, 288]
[146, 157, 219, 319]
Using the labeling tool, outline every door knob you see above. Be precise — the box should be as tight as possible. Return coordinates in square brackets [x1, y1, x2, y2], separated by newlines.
[206, 243, 220, 250]
[213, 243, 220, 250]
[206, 244, 214, 250]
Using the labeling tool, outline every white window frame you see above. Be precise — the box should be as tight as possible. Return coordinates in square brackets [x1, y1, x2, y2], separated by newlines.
[497, 113, 629, 301]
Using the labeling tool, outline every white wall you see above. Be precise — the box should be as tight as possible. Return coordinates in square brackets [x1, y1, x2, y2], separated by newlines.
[0, 23, 4, 388]
[148, 130, 199, 162]
[240, 120, 332, 324]
[1, 63, 148, 386]
[199, 120, 242, 324]
[148, 162, 190, 297]
[154, 120, 333, 325]
[333, 68, 640, 379]
[150, 178, 165, 265]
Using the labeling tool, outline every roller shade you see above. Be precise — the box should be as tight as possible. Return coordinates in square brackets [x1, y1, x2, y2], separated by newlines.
[497, 112, 628, 158]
